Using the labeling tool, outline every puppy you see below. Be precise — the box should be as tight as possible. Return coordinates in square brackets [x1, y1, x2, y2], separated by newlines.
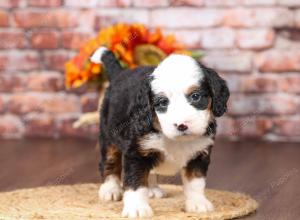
[91, 47, 230, 218]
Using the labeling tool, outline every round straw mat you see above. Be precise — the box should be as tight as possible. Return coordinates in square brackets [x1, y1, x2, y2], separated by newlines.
[0, 184, 258, 220]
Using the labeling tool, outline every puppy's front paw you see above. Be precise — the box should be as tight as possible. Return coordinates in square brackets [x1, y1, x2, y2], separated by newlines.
[122, 187, 153, 218]
[185, 196, 214, 213]
[148, 186, 166, 198]
[122, 202, 153, 218]
[98, 179, 123, 201]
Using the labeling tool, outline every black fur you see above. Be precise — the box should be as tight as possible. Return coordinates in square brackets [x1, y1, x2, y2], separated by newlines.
[199, 63, 230, 117]
[99, 57, 157, 188]
[186, 85, 210, 110]
[204, 119, 217, 137]
[123, 144, 163, 190]
[101, 50, 124, 81]
[153, 95, 169, 113]
[106, 68, 156, 143]
[184, 145, 212, 178]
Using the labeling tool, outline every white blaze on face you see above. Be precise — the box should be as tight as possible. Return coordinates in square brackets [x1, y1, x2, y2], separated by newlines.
[151, 54, 202, 94]
[151, 54, 211, 139]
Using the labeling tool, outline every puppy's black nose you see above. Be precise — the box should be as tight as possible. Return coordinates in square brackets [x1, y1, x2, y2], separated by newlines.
[176, 123, 188, 132]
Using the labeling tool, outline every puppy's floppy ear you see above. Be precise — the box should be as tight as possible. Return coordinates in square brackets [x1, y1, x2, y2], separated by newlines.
[200, 64, 230, 117]
[127, 75, 154, 138]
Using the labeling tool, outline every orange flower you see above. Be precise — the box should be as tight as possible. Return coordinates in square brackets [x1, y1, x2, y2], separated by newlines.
[148, 28, 162, 44]
[65, 23, 190, 89]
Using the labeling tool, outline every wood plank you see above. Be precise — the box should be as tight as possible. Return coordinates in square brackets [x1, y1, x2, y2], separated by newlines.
[0, 138, 299, 219]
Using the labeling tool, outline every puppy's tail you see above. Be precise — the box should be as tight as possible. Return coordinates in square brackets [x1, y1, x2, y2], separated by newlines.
[90, 47, 123, 81]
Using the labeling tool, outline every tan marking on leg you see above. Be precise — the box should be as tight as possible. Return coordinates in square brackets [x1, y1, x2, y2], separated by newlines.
[104, 144, 122, 180]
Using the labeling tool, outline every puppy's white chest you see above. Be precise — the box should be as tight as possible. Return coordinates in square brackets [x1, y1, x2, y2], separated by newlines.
[140, 134, 213, 176]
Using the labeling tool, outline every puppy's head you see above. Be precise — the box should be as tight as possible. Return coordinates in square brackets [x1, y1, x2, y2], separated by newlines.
[149, 54, 229, 140]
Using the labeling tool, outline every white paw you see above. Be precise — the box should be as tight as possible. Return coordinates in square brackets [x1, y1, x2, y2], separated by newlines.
[122, 187, 153, 218]
[185, 196, 214, 213]
[148, 186, 166, 198]
[122, 202, 153, 218]
[98, 179, 123, 201]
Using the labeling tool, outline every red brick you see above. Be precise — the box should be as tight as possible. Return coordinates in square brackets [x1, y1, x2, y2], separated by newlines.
[43, 51, 72, 71]
[279, 75, 300, 94]
[216, 116, 236, 137]
[231, 117, 273, 137]
[30, 31, 59, 49]
[55, 10, 82, 28]
[202, 51, 252, 72]
[57, 114, 98, 139]
[0, 115, 24, 138]
[228, 75, 300, 94]
[0, 74, 26, 92]
[80, 92, 99, 113]
[97, 0, 132, 7]
[222, 75, 241, 93]
[0, 96, 5, 113]
[151, 8, 224, 28]
[228, 94, 299, 116]
[240, 75, 278, 93]
[0, 31, 25, 49]
[65, 0, 98, 8]
[274, 36, 300, 49]
[62, 32, 92, 49]
[223, 8, 293, 28]
[278, 0, 300, 6]
[224, 75, 294, 93]
[274, 118, 300, 137]
[170, 0, 204, 6]
[133, 0, 168, 7]
[0, 10, 9, 27]
[243, 0, 276, 5]
[295, 10, 300, 28]
[13, 10, 78, 28]
[24, 113, 55, 137]
[237, 29, 275, 49]
[201, 28, 235, 49]
[8, 93, 80, 114]
[76, 10, 96, 31]
[255, 50, 300, 72]
[65, 0, 108, 8]
[67, 0, 127, 8]
[13, 10, 54, 28]
[0, 51, 40, 71]
[95, 9, 149, 29]
[205, 0, 242, 6]
[0, 0, 24, 8]
[27, 71, 64, 92]
[27, 0, 62, 7]
[164, 29, 202, 48]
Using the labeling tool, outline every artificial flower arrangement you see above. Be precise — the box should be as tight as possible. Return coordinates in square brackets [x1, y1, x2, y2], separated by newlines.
[64, 23, 202, 127]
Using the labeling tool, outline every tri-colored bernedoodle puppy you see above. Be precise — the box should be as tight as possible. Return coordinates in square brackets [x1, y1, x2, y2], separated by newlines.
[90, 47, 230, 218]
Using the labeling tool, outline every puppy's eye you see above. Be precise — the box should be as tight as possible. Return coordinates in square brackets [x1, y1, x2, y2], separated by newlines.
[188, 90, 209, 110]
[154, 96, 169, 113]
[158, 97, 169, 107]
[190, 92, 201, 102]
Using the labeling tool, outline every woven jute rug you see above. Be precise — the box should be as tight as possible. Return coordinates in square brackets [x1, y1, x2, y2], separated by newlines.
[0, 184, 258, 220]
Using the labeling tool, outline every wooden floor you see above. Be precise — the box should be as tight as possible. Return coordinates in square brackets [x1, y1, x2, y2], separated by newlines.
[0, 138, 299, 220]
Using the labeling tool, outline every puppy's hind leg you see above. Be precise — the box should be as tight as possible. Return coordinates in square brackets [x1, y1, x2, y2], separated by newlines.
[148, 174, 166, 198]
[99, 144, 123, 202]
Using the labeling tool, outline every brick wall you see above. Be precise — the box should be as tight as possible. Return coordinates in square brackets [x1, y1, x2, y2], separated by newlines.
[0, 0, 300, 141]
